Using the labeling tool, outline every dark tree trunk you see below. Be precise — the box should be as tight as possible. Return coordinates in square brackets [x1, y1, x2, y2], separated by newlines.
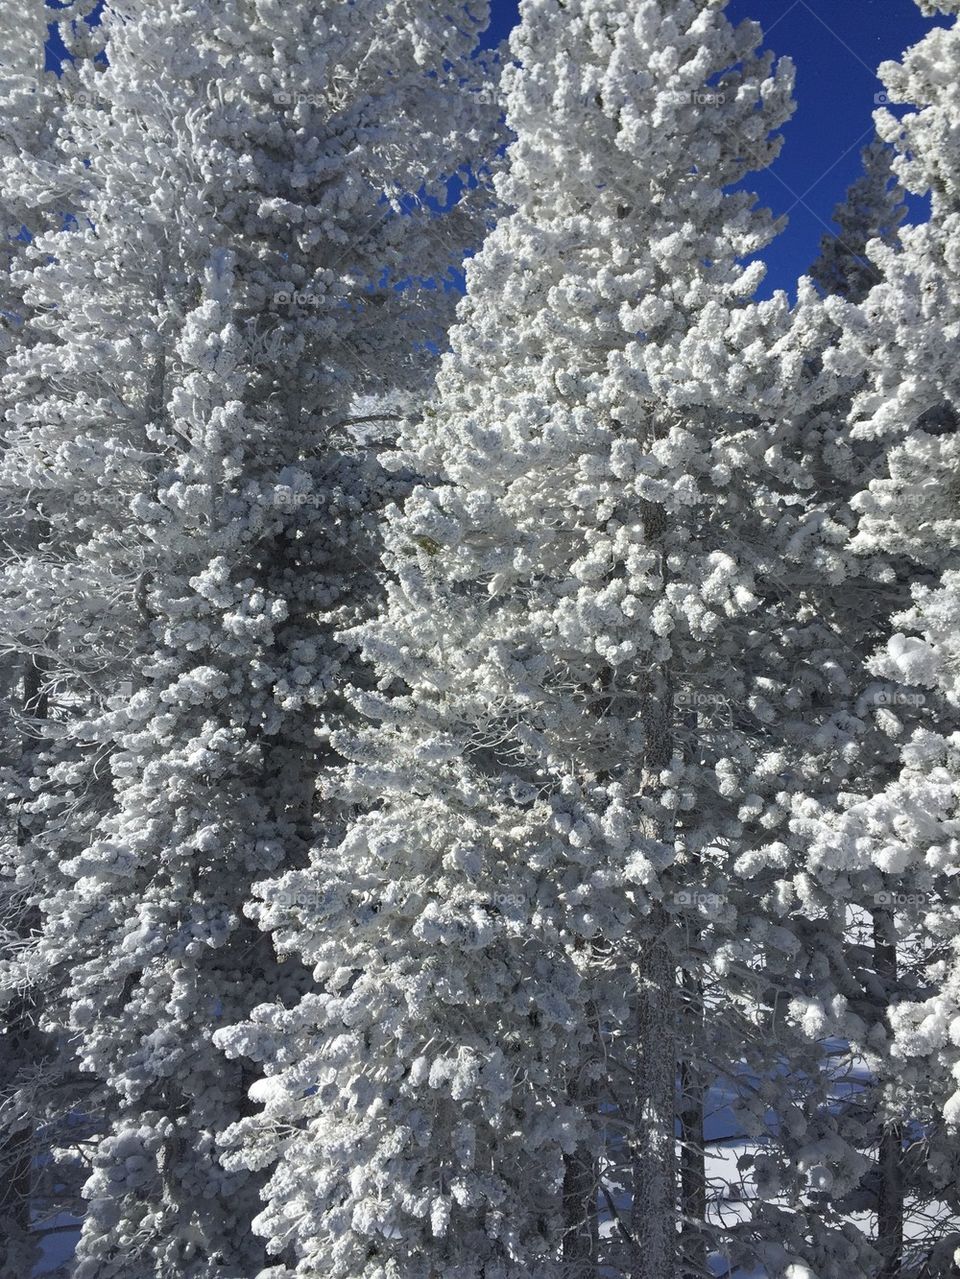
[873, 906, 903, 1279]
[630, 498, 677, 1279]
[630, 909, 676, 1279]
[1, 652, 49, 1251]
[678, 964, 706, 1279]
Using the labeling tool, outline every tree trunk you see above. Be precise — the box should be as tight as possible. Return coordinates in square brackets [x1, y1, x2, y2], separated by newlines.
[562, 977, 600, 1277]
[563, 1109, 599, 1278]
[678, 965, 706, 1279]
[630, 908, 676, 1279]
[629, 497, 677, 1279]
[873, 906, 903, 1279]
[0, 652, 49, 1249]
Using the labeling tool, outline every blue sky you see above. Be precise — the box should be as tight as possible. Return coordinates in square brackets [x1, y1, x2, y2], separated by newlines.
[481, 0, 946, 297]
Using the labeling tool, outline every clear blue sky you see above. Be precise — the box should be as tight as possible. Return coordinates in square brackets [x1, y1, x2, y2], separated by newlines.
[482, 0, 947, 297]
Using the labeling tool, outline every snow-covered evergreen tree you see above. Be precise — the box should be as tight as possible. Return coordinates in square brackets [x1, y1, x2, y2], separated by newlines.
[792, 3, 960, 1272]
[811, 140, 907, 304]
[213, 4, 817, 1277]
[0, 1, 497, 1274]
[633, 225, 898, 1279]
[0, 6, 107, 1272]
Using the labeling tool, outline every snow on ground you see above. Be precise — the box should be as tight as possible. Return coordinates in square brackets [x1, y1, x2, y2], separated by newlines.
[33, 1213, 81, 1277]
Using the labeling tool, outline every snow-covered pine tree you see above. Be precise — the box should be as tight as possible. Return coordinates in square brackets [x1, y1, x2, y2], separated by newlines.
[847, 6, 960, 1271]
[738, 288, 919, 1279]
[717, 158, 916, 1279]
[214, 4, 805, 1277]
[0, 6, 106, 1271]
[807, 135, 918, 1279]
[811, 140, 907, 304]
[633, 221, 892, 1279]
[791, 182, 918, 1279]
[0, 9, 56, 1265]
[792, 2, 960, 1272]
[0, 1, 497, 1274]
